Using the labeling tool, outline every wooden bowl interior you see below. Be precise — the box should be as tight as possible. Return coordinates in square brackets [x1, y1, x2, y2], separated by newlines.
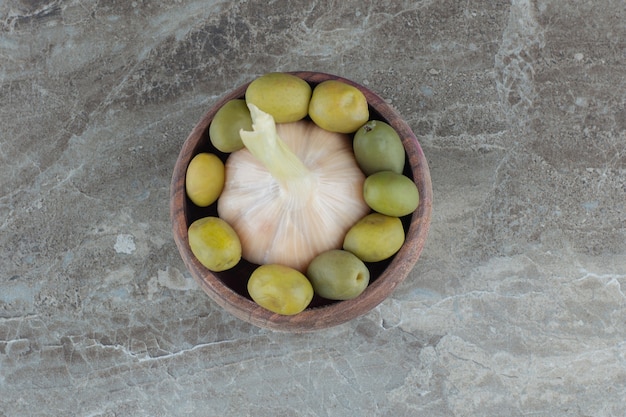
[170, 71, 432, 332]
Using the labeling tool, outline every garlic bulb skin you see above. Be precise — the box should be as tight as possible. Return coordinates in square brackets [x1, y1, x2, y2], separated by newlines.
[217, 118, 370, 272]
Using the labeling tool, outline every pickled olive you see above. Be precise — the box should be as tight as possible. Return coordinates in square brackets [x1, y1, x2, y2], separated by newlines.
[308, 80, 369, 134]
[363, 171, 419, 217]
[245, 73, 311, 123]
[247, 264, 314, 315]
[185, 153, 225, 207]
[188, 217, 241, 272]
[209, 99, 252, 153]
[353, 120, 405, 175]
[307, 250, 370, 300]
[343, 213, 405, 263]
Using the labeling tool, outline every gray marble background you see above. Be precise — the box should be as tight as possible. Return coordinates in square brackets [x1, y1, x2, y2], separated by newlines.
[1, 1, 625, 416]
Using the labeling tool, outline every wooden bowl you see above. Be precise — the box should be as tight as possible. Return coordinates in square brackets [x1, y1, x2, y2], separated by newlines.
[170, 71, 432, 332]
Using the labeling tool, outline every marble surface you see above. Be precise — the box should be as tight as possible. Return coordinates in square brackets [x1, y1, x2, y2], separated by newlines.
[1, 0, 625, 415]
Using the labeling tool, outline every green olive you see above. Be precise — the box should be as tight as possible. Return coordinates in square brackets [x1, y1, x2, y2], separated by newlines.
[188, 217, 241, 272]
[307, 250, 370, 300]
[247, 264, 313, 315]
[343, 213, 405, 263]
[185, 153, 224, 207]
[209, 99, 252, 153]
[363, 171, 419, 217]
[353, 120, 405, 175]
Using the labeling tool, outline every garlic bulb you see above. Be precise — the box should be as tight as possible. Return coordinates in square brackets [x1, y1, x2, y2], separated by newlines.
[217, 104, 370, 272]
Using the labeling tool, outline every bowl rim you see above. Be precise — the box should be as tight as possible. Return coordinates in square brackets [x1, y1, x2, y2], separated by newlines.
[170, 71, 433, 332]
